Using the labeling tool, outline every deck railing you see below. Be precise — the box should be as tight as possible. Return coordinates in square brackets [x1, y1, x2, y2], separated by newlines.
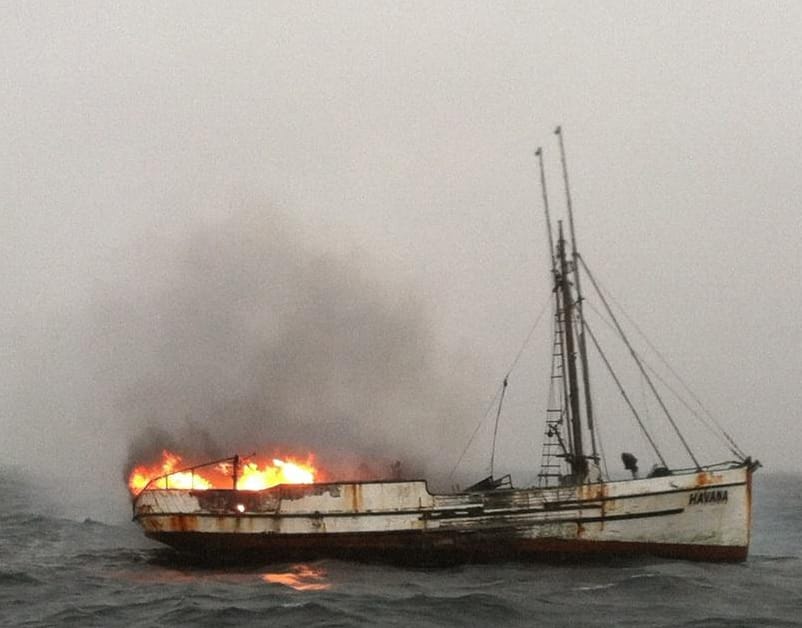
[134, 454, 242, 498]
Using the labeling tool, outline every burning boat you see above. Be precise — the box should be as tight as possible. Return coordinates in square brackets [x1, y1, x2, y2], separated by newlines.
[131, 128, 759, 563]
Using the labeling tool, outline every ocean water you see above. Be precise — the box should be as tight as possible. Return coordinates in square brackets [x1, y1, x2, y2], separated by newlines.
[1, 471, 800, 627]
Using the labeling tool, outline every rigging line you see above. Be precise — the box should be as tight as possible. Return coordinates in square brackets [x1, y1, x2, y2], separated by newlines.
[583, 368, 609, 480]
[639, 367, 656, 460]
[584, 320, 667, 467]
[447, 297, 552, 480]
[489, 377, 509, 478]
[579, 254, 701, 470]
[583, 298, 743, 459]
[594, 398, 610, 480]
[508, 296, 553, 377]
[641, 359, 745, 459]
[603, 285, 745, 459]
[583, 353, 606, 474]
[580, 261, 746, 459]
[447, 384, 503, 481]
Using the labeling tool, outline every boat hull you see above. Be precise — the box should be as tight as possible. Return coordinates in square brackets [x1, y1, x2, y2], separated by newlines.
[142, 529, 747, 564]
[133, 464, 754, 564]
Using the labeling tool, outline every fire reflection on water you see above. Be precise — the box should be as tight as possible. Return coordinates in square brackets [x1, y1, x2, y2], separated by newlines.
[262, 564, 330, 591]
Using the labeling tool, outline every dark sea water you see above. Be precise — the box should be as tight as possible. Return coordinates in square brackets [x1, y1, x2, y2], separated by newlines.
[1, 471, 800, 627]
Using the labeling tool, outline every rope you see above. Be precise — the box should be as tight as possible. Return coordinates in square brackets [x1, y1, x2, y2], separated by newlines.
[448, 297, 551, 481]
[582, 262, 745, 460]
[608, 292, 746, 459]
[579, 255, 701, 469]
[489, 377, 509, 477]
[584, 320, 667, 466]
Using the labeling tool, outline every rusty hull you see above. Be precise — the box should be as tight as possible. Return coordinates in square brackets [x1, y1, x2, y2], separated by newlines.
[133, 463, 754, 564]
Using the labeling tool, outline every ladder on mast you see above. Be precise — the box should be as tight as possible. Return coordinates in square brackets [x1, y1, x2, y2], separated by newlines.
[538, 310, 571, 487]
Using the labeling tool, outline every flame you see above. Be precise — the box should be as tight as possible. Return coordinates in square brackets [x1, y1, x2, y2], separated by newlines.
[128, 450, 318, 495]
[238, 458, 315, 490]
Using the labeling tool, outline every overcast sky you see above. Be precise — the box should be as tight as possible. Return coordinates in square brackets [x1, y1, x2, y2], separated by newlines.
[3, 2, 801, 520]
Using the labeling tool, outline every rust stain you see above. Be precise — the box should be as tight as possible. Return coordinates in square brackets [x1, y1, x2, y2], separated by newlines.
[168, 515, 198, 533]
[349, 484, 362, 512]
[599, 482, 607, 529]
[578, 482, 604, 502]
[695, 471, 723, 487]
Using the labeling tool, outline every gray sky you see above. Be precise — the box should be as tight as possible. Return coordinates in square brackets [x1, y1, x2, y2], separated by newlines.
[3, 2, 801, 519]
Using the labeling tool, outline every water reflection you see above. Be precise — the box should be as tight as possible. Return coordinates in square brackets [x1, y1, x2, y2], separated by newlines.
[262, 564, 330, 591]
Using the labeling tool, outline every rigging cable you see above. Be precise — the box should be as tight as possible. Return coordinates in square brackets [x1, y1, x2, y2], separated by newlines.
[603, 285, 746, 460]
[584, 297, 742, 460]
[584, 320, 668, 467]
[489, 377, 509, 478]
[579, 255, 701, 470]
[581, 265, 746, 460]
[642, 358, 744, 459]
[447, 297, 551, 481]
[593, 395, 610, 480]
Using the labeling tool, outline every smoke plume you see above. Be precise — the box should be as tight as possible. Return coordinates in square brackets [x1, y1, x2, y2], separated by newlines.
[95, 207, 474, 487]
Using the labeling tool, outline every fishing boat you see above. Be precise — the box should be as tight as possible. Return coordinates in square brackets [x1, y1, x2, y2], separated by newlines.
[132, 128, 759, 563]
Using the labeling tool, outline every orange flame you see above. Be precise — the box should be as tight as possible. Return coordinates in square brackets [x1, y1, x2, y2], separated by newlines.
[238, 458, 315, 490]
[128, 450, 319, 495]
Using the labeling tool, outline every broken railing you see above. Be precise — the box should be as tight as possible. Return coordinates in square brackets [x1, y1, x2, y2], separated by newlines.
[133, 454, 244, 498]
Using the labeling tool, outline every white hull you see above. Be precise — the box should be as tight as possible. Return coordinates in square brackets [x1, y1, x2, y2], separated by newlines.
[134, 463, 754, 562]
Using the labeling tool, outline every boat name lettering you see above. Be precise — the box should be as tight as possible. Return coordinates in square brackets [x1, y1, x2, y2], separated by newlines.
[688, 490, 728, 506]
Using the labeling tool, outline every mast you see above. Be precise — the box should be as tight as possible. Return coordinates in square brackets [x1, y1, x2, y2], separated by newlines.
[554, 126, 598, 464]
[535, 147, 557, 275]
[556, 221, 585, 481]
[537, 147, 574, 475]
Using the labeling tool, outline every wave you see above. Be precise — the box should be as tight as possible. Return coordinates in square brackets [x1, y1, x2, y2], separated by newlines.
[367, 592, 523, 625]
[678, 617, 802, 628]
[0, 570, 43, 587]
[156, 601, 362, 626]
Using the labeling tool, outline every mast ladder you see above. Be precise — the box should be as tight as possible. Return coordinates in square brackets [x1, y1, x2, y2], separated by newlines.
[538, 323, 570, 487]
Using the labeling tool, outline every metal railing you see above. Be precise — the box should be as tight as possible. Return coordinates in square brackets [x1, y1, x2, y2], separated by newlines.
[134, 454, 241, 498]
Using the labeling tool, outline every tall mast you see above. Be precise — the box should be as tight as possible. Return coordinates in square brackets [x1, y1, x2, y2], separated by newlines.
[555, 126, 598, 463]
[537, 147, 574, 469]
[556, 221, 585, 481]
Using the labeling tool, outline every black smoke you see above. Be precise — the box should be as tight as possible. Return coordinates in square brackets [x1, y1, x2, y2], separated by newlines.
[94, 208, 475, 487]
